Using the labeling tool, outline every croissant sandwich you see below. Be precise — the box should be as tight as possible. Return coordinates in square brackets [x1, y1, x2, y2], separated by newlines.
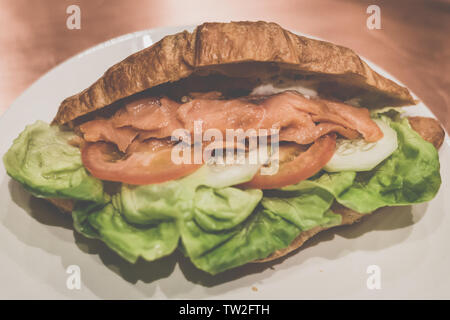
[3, 21, 444, 274]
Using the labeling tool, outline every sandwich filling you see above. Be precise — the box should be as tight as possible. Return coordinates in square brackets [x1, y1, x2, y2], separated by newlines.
[3, 88, 442, 275]
[78, 90, 383, 187]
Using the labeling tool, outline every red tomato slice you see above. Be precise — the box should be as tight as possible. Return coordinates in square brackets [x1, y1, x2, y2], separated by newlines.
[240, 134, 336, 189]
[81, 142, 201, 185]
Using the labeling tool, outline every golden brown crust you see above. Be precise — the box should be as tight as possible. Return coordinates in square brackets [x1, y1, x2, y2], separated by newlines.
[408, 116, 445, 149]
[53, 21, 415, 125]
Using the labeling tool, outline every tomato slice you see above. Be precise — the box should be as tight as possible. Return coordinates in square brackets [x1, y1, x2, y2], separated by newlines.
[240, 134, 336, 189]
[81, 142, 201, 185]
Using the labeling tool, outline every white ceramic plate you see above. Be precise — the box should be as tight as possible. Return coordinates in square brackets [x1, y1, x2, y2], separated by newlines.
[0, 26, 448, 300]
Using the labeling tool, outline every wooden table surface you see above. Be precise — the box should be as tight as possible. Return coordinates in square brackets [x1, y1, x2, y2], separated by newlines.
[0, 0, 448, 131]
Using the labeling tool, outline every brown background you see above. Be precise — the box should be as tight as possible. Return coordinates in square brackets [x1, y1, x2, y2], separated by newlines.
[0, 0, 448, 131]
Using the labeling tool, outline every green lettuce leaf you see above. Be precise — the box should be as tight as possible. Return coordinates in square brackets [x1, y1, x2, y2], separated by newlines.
[115, 180, 189, 224]
[3, 121, 107, 203]
[179, 186, 263, 259]
[186, 207, 301, 274]
[282, 171, 356, 197]
[193, 187, 262, 231]
[72, 202, 102, 239]
[86, 203, 179, 263]
[261, 188, 341, 231]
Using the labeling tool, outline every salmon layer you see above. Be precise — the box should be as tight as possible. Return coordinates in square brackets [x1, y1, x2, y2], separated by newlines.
[79, 90, 383, 153]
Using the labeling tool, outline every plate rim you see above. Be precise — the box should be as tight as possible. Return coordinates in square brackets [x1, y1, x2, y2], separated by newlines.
[0, 24, 448, 299]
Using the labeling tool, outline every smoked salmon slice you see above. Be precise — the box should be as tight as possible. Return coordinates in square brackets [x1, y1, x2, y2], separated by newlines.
[78, 90, 383, 154]
[79, 119, 138, 153]
[112, 97, 182, 132]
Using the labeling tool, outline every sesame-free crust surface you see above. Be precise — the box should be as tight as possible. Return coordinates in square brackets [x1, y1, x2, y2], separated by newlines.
[53, 21, 415, 125]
